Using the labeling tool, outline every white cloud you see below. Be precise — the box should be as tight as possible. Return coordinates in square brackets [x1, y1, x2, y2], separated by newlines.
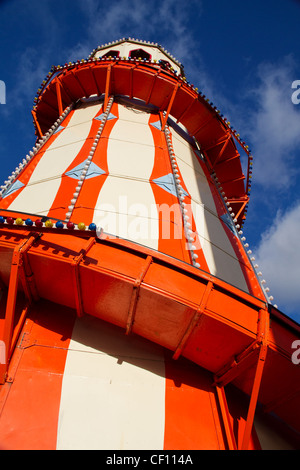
[74, 0, 203, 64]
[244, 56, 300, 189]
[12, 47, 49, 105]
[255, 202, 300, 321]
[235, 56, 300, 324]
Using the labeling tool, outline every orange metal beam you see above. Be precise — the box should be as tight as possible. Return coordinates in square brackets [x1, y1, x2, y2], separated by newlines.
[240, 308, 269, 450]
[0, 234, 39, 384]
[201, 134, 231, 153]
[176, 95, 199, 124]
[211, 133, 231, 169]
[240, 341, 268, 449]
[57, 75, 76, 103]
[145, 69, 160, 105]
[71, 69, 87, 97]
[213, 307, 270, 450]
[31, 109, 43, 139]
[161, 82, 181, 130]
[173, 280, 213, 360]
[234, 200, 249, 221]
[213, 342, 260, 388]
[0, 221, 266, 313]
[9, 303, 30, 360]
[126, 255, 152, 335]
[190, 113, 216, 137]
[55, 78, 63, 116]
[214, 307, 269, 450]
[71, 236, 96, 317]
[215, 385, 237, 450]
[104, 63, 112, 110]
[221, 174, 245, 185]
[215, 151, 240, 167]
[0, 249, 20, 383]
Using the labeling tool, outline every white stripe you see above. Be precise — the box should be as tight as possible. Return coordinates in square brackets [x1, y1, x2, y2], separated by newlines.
[8, 103, 102, 215]
[171, 133, 216, 212]
[93, 105, 159, 250]
[172, 131, 249, 292]
[56, 316, 166, 450]
[191, 199, 249, 291]
[106, 107, 155, 179]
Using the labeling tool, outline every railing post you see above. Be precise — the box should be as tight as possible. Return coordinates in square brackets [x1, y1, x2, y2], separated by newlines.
[0, 234, 39, 384]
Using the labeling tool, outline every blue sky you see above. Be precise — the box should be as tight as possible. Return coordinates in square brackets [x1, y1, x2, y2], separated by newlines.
[0, 0, 299, 322]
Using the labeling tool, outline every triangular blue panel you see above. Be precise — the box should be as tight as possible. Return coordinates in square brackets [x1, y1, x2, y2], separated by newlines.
[65, 161, 106, 180]
[65, 161, 85, 179]
[2, 179, 25, 198]
[85, 162, 106, 179]
[94, 112, 117, 122]
[152, 173, 188, 198]
[151, 120, 161, 130]
[54, 125, 65, 134]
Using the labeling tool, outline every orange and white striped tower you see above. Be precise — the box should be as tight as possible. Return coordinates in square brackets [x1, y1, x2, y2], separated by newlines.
[0, 39, 299, 450]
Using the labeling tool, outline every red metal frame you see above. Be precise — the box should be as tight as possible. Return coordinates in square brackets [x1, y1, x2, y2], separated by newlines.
[71, 236, 96, 318]
[160, 82, 181, 130]
[126, 255, 153, 335]
[103, 63, 112, 111]
[213, 308, 270, 449]
[0, 233, 39, 383]
[55, 78, 63, 116]
[0, 222, 299, 447]
[173, 280, 213, 360]
[215, 385, 237, 450]
[31, 109, 43, 140]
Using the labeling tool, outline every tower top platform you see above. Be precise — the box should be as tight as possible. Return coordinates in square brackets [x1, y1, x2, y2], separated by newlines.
[28, 38, 253, 226]
[90, 38, 184, 76]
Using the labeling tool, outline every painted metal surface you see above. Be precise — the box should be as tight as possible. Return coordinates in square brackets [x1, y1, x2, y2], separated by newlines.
[0, 39, 299, 450]
[0, 289, 298, 449]
[0, 100, 263, 298]
[26, 57, 251, 228]
[0, 226, 299, 449]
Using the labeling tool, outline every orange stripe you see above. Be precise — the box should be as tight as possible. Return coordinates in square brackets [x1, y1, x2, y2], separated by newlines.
[46, 109, 102, 221]
[0, 300, 76, 450]
[0, 111, 74, 211]
[164, 353, 225, 450]
[148, 114, 190, 264]
[71, 102, 119, 225]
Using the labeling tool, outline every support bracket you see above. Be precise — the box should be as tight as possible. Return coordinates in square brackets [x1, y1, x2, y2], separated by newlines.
[126, 255, 152, 335]
[161, 82, 181, 131]
[104, 63, 112, 111]
[173, 280, 213, 360]
[213, 307, 269, 450]
[0, 233, 40, 384]
[71, 237, 96, 318]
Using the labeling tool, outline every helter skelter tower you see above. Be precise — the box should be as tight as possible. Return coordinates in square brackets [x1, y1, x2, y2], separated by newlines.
[0, 38, 299, 450]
